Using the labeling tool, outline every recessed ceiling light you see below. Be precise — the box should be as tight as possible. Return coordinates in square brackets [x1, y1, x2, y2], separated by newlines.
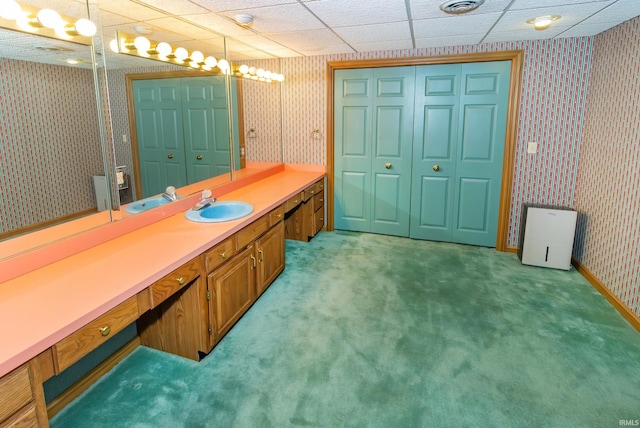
[440, 0, 485, 14]
[526, 15, 561, 30]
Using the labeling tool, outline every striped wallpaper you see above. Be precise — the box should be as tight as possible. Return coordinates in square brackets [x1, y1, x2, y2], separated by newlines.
[0, 58, 104, 233]
[574, 17, 640, 317]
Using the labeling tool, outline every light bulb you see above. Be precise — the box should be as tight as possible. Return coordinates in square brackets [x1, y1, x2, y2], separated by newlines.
[74, 18, 96, 36]
[204, 56, 217, 68]
[54, 24, 72, 39]
[109, 39, 119, 53]
[264, 70, 272, 80]
[256, 68, 265, 77]
[527, 15, 560, 31]
[217, 59, 230, 73]
[174, 47, 189, 61]
[248, 66, 256, 75]
[156, 42, 172, 56]
[190, 50, 204, 64]
[134, 36, 151, 52]
[16, 12, 37, 32]
[36, 9, 63, 29]
[0, 0, 22, 20]
[239, 64, 249, 74]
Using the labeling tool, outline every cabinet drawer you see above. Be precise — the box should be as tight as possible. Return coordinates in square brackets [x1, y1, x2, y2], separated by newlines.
[204, 237, 236, 274]
[149, 258, 201, 308]
[312, 191, 324, 210]
[314, 179, 324, 193]
[314, 207, 324, 234]
[2, 403, 38, 427]
[236, 214, 269, 249]
[269, 205, 285, 226]
[284, 193, 302, 212]
[0, 364, 33, 423]
[53, 296, 139, 373]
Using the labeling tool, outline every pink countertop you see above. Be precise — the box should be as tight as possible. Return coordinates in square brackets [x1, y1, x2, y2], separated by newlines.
[0, 168, 325, 377]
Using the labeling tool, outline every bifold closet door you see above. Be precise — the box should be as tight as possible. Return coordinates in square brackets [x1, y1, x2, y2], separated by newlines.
[410, 61, 511, 247]
[133, 78, 187, 198]
[334, 67, 415, 236]
[181, 76, 232, 183]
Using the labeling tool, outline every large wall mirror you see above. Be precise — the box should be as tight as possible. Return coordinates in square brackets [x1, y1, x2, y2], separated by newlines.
[0, 0, 284, 262]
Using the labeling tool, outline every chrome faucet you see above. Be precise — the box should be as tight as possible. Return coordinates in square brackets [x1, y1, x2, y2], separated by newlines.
[162, 186, 178, 202]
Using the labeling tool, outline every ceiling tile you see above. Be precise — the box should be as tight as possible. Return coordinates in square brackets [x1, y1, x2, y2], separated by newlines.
[557, 23, 617, 37]
[415, 34, 485, 49]
[580, 0, 640, 24]
[182, 13, 251, 37]
[508, 0, 614, 10]
[350, 39, 414, 53]
[267, 29, 344, 48]
[146, 16, 224, 40]
[333, 22, 412, 44]
[134, 0, 210, 15]
[228, 34, 289, 52]
[413, 13, 503, 39]
[304, 0, 409, 28]
[296, 44, 355, 56]
[483, 26, 573, 43]
[97, 0, 167, 21]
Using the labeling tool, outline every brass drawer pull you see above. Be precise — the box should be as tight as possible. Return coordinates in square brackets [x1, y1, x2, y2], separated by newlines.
[177, 276, 186, 285]
[250, 254, 256, 269]
[99, 326, 111, 337]
[220, 252, 226, 258]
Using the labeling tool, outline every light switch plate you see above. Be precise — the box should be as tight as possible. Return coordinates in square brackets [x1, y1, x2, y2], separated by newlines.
[527, 141, 537, 154]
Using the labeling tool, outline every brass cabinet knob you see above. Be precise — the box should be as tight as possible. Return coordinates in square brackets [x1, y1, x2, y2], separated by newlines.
[433, 165, 440, 172]
[99, 326, 111, 337]
[385, 163, 392, 169]
[167, 154, 174, 159]
[220, 252, 226, 259]
[196, 155, 203, 160]
[177, 277, 185, 285]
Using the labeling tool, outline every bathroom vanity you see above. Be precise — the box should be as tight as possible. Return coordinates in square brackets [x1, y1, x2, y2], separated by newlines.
[0, 168, 325, 427]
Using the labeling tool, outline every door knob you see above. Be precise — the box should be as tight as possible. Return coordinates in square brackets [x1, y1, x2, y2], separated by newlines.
[167, 154, 174, 159]
[432, 165, 440, 172]
[385, 163, 392, 169]
[196, 155, 203, 160]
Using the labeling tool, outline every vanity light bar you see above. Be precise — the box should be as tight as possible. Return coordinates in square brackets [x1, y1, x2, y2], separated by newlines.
[114, 31, 230, 73]
[232, 64, 284, 83]
[0, 1, 95, 45]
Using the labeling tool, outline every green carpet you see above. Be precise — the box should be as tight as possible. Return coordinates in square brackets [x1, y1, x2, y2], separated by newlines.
[51, 231, 640, 427]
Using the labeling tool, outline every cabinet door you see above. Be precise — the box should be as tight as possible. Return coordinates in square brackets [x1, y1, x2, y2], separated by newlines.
[208, 245, 256, 345]
[256, 221, 285, 297]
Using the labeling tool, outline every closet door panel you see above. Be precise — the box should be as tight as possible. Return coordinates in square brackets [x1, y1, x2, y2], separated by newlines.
[410, 64, 460, 241]
[334, 69, 373, 232]
[452, 61, 511, 247]
[370, 67, 414, 236]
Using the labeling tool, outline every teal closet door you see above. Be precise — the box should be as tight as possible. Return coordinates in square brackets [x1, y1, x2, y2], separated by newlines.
[334, 67, 415, 236]
[370, 66, 415, 236]
[133, 78, 186, 198]
[410, 61, 511, 247]
[334, 68, 373, 233]
[452, 61, 511, 246]
[410, 64, 461, 242]
[181, 76, 231, 183]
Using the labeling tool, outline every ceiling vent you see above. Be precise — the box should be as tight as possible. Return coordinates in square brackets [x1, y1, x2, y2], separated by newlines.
[439, 0, 485, 14]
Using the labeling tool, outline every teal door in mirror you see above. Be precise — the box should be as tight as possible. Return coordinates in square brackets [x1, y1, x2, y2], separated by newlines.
[133, 76, 232, 198]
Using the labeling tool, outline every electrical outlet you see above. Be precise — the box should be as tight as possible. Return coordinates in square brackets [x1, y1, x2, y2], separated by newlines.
[527, 141, 537, 154]
[122, 134, 128, 143]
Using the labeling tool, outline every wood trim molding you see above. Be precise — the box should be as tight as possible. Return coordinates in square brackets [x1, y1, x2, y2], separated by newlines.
[325, 51, 524, 251]
[572, 258, 640, 333]
[46, 337, 141, 419]
[0, 208, 97, 241]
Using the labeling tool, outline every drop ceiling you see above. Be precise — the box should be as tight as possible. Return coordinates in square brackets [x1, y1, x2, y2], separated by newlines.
[1, 0, 639, 68]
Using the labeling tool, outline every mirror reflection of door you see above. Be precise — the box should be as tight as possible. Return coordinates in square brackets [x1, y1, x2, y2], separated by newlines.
[131, 75, 234, 198]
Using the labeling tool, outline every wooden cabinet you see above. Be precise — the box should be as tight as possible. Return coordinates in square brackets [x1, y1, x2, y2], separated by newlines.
[286, 178, 325, 242]
[207, 245, 256, 343]
[207, 207, 285, 346]
[0, 361, 48, 427]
